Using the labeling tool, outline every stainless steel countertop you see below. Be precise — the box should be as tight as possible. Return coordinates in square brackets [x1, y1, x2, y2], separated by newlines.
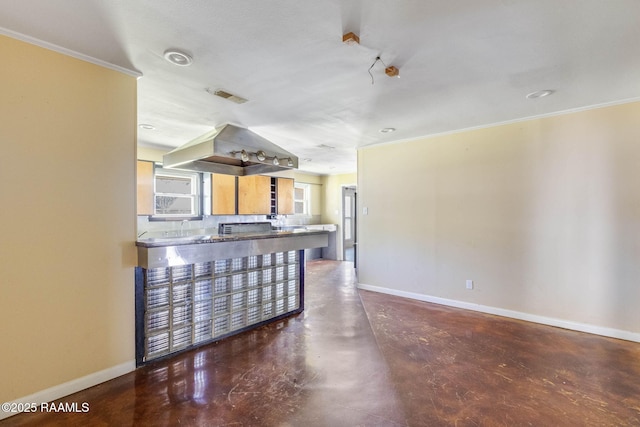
[136, 228, 328, 249]
[136, 229, 330, 269]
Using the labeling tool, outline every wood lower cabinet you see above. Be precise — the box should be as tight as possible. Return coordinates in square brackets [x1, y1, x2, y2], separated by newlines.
[276, 178, 294, 215]
[136, 160, 154, 215]
[211, 173, 237, 215]
[238, 175, 272, 214]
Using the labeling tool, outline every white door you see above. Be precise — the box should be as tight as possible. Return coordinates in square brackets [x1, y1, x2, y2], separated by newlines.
[342, 186, 357, 265]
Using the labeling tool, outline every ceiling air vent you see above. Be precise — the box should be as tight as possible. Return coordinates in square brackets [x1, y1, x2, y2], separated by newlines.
[207, 88, 248, 104]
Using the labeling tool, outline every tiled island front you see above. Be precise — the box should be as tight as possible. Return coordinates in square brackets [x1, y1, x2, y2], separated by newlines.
[135, 230, 328, 365]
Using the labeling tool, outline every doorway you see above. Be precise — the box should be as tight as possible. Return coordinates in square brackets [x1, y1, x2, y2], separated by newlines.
[342, 186, 357, 266]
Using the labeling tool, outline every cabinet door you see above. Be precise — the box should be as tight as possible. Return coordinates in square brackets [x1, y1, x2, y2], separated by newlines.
[238, 175, 271, 214]
[277, 178, 294, 214]
[211, 173, 237, 215]
[136, 160, 154, 215]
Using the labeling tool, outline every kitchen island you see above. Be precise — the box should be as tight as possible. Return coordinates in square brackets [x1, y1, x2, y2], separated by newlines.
[135, 227, 328, 365]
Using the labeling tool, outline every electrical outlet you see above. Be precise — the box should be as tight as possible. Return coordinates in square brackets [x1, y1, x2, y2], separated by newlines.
[466, 280, 474, 290]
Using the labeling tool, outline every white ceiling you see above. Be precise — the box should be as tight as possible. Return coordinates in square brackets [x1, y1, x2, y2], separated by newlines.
[2, 1, 639, 175]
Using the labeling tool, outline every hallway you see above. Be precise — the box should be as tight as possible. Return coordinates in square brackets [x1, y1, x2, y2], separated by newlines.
[4, 260, 639, 426]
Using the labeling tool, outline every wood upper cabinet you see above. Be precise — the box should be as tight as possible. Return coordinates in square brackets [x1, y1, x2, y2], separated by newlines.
[238, 175, 271, 215]
[276, 178, 294, 215]
[136, 160, 154, 215]
[211, 173, 237, 215]
[216, 175, 295, 215]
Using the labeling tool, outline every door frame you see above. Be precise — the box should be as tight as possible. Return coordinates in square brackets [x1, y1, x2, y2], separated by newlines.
[342, 185, 357, 266]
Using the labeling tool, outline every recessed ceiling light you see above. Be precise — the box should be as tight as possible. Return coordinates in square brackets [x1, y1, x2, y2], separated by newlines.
[379, 127, 396, 133]
[139, 124, 155, 130]
[163, 49, 193, 66]
[526, 90, 554, 99]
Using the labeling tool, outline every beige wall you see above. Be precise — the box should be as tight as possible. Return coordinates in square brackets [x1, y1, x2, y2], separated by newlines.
[358, 102, 640, 334]
[0, 36, 137, 403]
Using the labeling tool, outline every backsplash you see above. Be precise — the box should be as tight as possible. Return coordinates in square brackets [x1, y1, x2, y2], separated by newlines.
[137, 214, 322, 239]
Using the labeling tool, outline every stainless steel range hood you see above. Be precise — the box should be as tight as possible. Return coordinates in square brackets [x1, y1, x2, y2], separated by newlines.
[162, 124, 298, 176]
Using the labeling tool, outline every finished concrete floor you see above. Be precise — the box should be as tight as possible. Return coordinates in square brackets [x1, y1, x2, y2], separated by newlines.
[3, 260, 639, 426]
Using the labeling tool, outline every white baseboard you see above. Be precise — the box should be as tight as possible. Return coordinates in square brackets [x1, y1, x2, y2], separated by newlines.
[357, 283, 640, 344]
[0, 360, 135, 421]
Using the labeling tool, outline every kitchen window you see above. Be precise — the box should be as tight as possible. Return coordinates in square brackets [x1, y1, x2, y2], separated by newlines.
[153, 168, 201, 218]
[294, 183, 311, 216]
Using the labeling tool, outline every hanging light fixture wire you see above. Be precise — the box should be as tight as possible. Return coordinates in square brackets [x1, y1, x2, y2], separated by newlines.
[368, 56, 391, 84]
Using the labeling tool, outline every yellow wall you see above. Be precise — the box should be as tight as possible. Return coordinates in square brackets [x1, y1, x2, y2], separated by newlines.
[294, 172, 324, 217]
[0, 36, 137, 402]
[321, 173, 357, 226]
[137, 146, 167, 163]
[293, 172, 323, 185]
[358, 102, 640, 334]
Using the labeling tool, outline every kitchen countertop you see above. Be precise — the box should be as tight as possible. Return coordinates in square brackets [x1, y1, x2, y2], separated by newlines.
[136, 228, 328, 249]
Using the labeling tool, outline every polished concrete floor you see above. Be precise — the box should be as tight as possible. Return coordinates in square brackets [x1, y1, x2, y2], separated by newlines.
[360, 288, 640, 426]
[4, 260, 640, 426]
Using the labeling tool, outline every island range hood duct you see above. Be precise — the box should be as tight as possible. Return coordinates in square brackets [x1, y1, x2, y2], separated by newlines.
[162, 124, 298, 176]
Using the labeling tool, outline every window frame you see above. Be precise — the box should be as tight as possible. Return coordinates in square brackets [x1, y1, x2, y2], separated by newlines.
[150, 167, 203, 221]
[293, 182, 311, 217]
